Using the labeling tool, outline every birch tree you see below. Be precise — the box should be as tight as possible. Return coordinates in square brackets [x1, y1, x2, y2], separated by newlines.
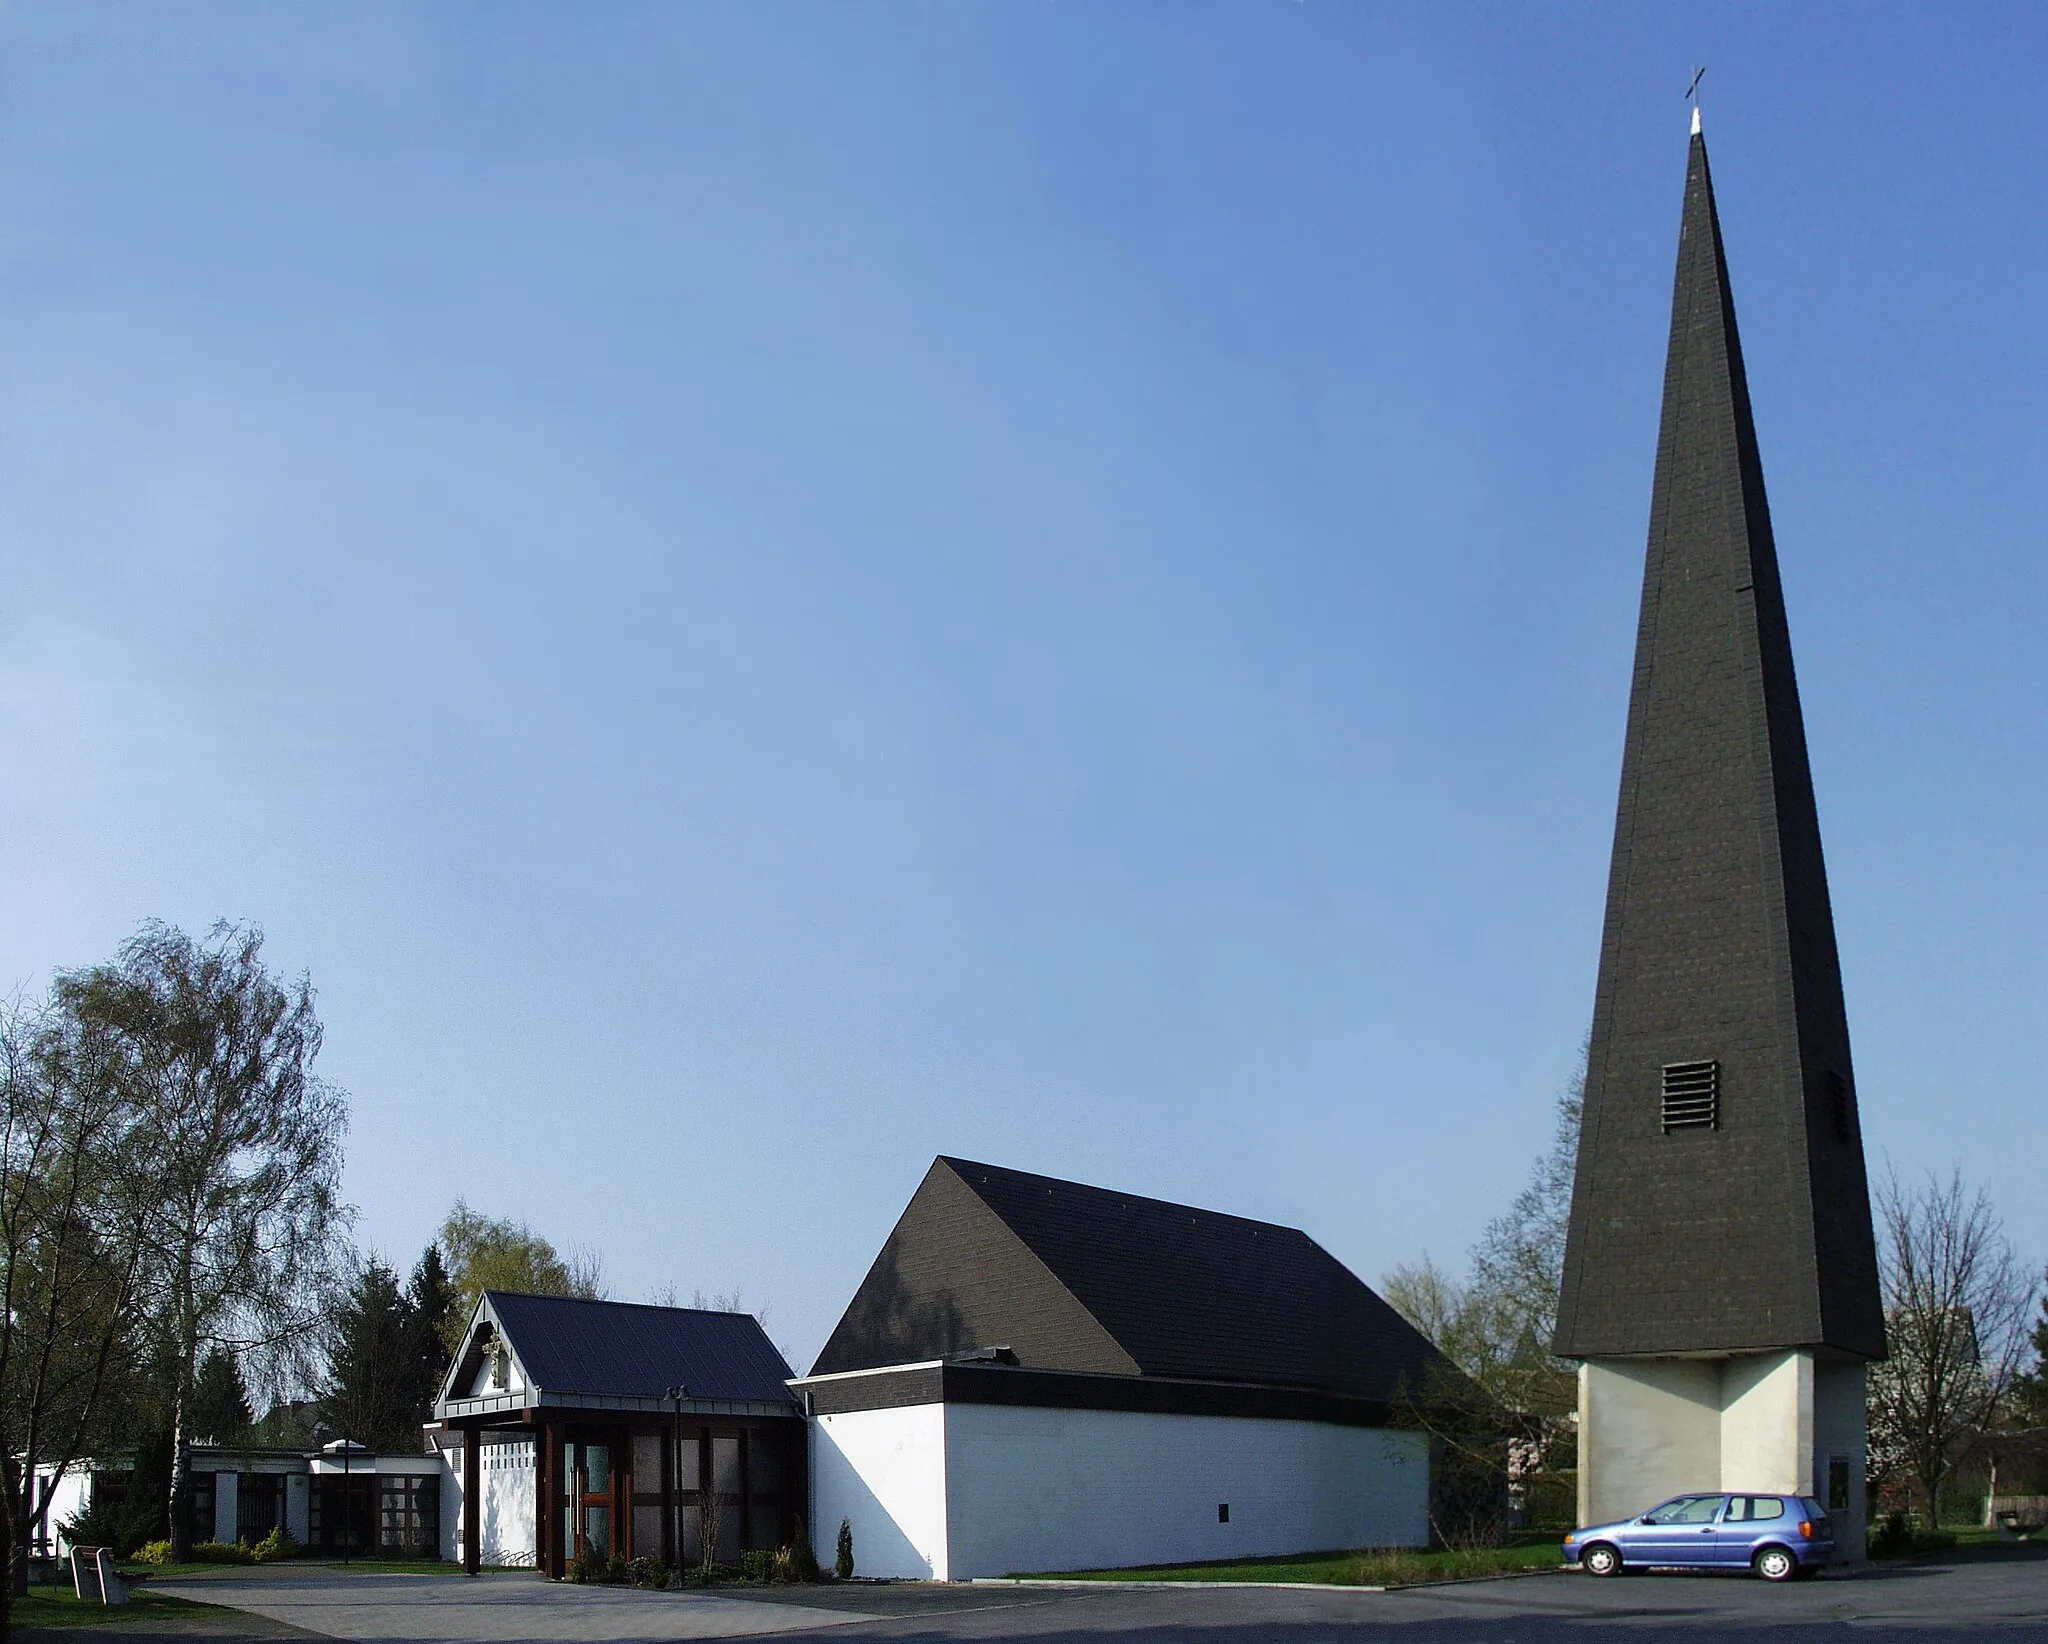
[58, 922, 348, 1560]
[0, 997, 143, 1620]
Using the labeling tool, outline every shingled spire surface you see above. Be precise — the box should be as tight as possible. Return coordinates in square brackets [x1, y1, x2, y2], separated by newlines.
[1553, 128, 1884, 1361]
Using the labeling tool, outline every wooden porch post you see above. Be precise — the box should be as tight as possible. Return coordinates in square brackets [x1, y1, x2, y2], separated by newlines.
[737, 1428, 752, 1554]
[462, 1428, 481, 1575]
[536, 1422, 556, 1579]
[789, 1423, 808, 1553]
[617, 1426, 632, 1560]
[661, 1414, 675, 1565]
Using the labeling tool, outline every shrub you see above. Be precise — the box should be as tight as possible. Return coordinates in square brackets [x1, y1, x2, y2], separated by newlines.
[1869, 1512, 1957, 1560]
[569, 1544, 606, 1584]
[834, 1518, 854, 1581]
[191, 1541, 255, 1565]
[788, 1518, 821, 1583]
[605, 1553, 631, 1584]
[60, 1470, 164, 1559]
[740, 1548, 775, 1582]
[250, 1526, 299, 1563]
[130, 1540, 175, 1566]
[628, 1554, 670, 1588]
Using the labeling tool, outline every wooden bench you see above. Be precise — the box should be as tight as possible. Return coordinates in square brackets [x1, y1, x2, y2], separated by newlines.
[1989, 1496, 2048, 1540]
[67, 1547, 130, 1605]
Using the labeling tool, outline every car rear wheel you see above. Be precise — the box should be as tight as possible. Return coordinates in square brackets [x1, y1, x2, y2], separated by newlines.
[1754, 1545, 1797, 1582]
[1582, 1543, 1622, 1577]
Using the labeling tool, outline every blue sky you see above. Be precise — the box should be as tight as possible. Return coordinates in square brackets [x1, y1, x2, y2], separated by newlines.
[2, 3, 2042, 1371]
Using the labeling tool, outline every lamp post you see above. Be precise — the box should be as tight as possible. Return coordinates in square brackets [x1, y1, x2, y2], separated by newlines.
[664, 1385, 689, 1572]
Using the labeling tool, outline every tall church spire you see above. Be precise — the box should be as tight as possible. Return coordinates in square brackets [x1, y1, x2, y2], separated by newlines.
[1553, 127, 1884, 1361]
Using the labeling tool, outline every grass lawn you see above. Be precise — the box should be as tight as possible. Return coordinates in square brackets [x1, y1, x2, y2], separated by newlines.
[12, 1586, 220, 1629]
[1012, 1540, 1565, 1587]
[1892, 1529, 2048, 1561]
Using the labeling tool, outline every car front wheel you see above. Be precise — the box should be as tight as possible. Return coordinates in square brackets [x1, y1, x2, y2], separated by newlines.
[1754, 1546, 1798, 1582]
[1582, 1543, 1622, 1577]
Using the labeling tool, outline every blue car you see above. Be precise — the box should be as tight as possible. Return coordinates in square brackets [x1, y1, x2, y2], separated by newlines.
[1564, 1493, 1834, 1581]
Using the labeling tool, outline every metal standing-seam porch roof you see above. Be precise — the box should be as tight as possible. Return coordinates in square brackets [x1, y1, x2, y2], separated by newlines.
[436, 1291, 800, 1422]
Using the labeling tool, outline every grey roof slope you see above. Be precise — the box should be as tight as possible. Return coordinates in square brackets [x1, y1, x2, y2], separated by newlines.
[811, 1157, 1442, 1402]
[486, 1291, 796, 1406]
[1553, 125, 1883, 1360]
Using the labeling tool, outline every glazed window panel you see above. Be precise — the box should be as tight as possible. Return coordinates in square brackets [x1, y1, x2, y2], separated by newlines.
[377, 1475, 440, 1555]
[711, 1437, 740, 1496]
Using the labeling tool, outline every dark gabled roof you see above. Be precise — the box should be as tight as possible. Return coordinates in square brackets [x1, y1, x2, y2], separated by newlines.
[485, 1291, 795, 1406]
[1553, 124, 1883, 1362]
[811, 1157, 1443, 1403]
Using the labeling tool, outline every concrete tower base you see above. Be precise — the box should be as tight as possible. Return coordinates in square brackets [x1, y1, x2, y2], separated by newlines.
[1578, 1352, 1867, 1558]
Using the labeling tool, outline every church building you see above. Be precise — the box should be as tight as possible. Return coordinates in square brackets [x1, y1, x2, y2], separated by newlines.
[793, 1157, 1445, 1580]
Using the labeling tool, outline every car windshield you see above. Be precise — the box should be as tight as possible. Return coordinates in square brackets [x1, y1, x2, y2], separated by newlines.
[1643, 1495, 1724, 1525]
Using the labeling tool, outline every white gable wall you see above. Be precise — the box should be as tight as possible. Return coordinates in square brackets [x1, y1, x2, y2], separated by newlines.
[808, 1402, 1429, 1581]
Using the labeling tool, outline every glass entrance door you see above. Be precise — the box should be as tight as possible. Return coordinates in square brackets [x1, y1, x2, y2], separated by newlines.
[562, 1439, 616, 1562]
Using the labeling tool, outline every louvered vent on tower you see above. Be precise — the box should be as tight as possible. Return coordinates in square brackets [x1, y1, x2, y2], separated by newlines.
[1824, 1070, 1852, 1143]
[1661, 1061, 1720, 1132]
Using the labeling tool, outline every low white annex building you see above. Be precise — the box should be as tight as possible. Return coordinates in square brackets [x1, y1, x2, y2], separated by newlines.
[38, 1440, 448, 1561]
[793, 1157, 1446, 1580]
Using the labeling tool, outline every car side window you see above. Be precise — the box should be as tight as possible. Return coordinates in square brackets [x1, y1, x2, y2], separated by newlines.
[1644, 1495, 1724, 1525]
[1728, 1496, 1784, 1522]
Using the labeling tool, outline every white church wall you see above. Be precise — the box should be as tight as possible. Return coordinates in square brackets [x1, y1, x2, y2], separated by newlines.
[809, 1405, 950, 1580]
[1719, 1351, 1811, 1494]
[465, 1439, 538, 1566]
[1579, 1359, 1721, 1526]
[1582, 1351, 1866, 1559]
[1813, 1359, 1867, 1557]
[941, 1406, 1429, 1581]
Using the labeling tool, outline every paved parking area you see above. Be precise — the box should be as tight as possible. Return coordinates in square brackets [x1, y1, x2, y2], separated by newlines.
[113, 1553, 2048, 1643]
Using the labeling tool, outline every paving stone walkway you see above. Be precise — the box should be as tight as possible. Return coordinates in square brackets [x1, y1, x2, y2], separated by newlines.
[148, 1569, 882, 1641]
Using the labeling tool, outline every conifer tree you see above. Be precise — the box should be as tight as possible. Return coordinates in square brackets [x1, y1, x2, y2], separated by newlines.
[401, 1246, 455, 1427]
[322, 1258, 415, 1451]
[188, 1348, 253, 1445]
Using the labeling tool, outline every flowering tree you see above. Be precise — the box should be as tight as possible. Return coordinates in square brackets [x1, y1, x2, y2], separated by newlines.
[1867, 1169, 2036, 1525]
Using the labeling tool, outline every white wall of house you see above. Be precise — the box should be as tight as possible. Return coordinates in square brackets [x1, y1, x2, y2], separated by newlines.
[808, 1403, 1429, 1582]
[285, 1473, 312, 1546]
[810, 1405, 950, 1579]
[39, 1469, 93, 1555]
[214, 1472, 240, 1544]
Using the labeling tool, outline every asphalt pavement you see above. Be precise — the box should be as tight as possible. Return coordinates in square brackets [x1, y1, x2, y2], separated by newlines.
[37, 1550, 2047, 1643]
